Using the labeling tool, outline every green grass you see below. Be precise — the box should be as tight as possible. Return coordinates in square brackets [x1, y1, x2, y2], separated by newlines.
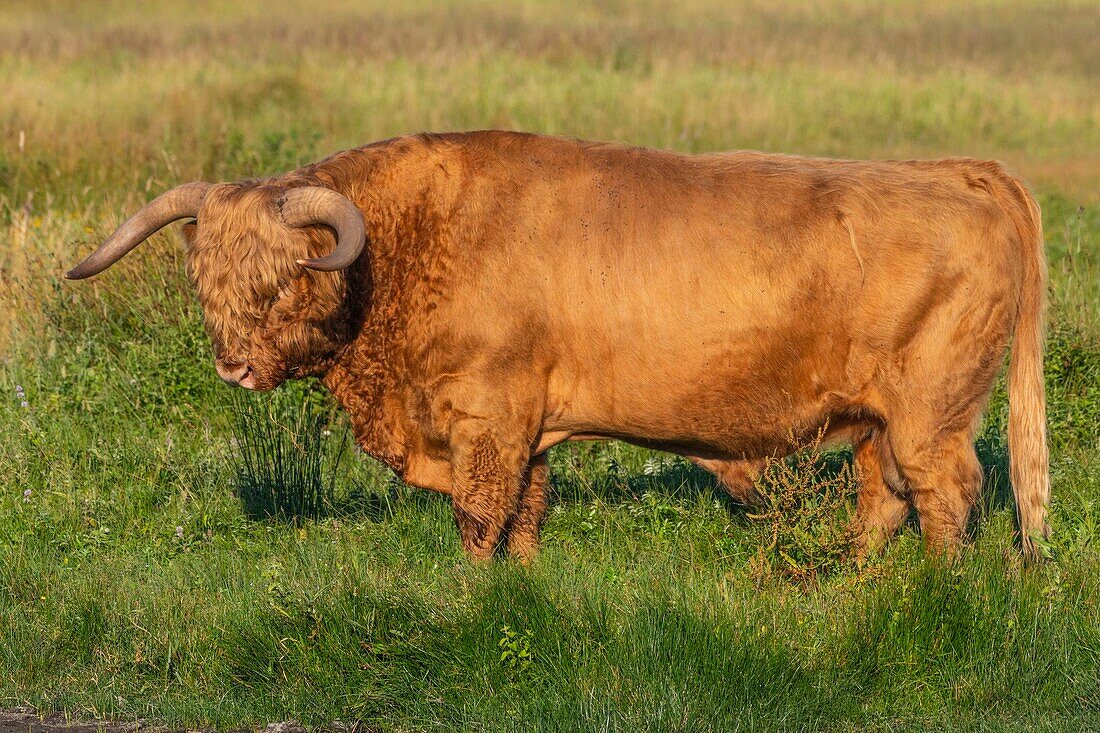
[1, 1, 1099, 731]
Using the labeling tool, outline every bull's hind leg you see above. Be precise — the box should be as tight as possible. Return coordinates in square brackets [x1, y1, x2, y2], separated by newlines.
[882, 395, 987, 554]
[505, 453, 549, 563]
[449, 419, 529, 561]
[852, 431, 910, 556]
[841, 192, 1020, 553]
[881, 302, 1008, 553]
[894, 429, 983, 553]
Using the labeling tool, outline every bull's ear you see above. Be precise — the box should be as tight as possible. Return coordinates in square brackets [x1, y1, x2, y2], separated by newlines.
[180, 219, 198, 246]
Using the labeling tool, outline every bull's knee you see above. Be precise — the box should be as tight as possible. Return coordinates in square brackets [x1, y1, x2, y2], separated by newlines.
[896, 437, 981, 555]
[449, 421, 528, 561]
[913, 483, 977, 554]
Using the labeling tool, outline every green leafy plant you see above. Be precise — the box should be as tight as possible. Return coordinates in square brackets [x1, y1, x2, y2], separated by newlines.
[498, 624, 534, 675]
[627, 490, 685, 539]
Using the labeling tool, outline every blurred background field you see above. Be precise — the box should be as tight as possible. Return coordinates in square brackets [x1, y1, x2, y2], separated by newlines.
[1, 2, 1098, 731]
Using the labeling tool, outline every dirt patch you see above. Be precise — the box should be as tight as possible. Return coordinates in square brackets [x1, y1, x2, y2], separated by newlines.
[0, 711, 313, 733]
[0, 709, 167, 733]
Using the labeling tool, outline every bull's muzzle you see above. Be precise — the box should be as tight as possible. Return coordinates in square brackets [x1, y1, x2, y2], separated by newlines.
[215, 359, 257, 390]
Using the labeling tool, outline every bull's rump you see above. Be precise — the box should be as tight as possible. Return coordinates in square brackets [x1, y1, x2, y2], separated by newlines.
[428, 134, 1022, 457]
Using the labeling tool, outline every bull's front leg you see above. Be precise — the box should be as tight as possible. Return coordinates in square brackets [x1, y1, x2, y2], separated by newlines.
[449, 419, 529, 561]
[505, 453, 550, 563]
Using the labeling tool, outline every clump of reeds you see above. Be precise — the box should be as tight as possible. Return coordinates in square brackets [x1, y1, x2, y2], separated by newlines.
[231, 388, 346, 523]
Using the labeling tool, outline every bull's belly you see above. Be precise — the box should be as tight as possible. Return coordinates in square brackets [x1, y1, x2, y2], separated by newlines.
[537, 369, 857, 460]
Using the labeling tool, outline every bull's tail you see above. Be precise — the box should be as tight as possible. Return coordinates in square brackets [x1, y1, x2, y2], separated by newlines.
[1000, 172, 1051, 559]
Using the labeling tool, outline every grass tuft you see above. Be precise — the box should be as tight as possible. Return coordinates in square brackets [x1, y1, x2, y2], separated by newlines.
[231, 385, 347, 523]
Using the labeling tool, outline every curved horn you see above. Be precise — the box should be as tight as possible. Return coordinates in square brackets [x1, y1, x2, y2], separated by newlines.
[65, 181, 212, 280]
[278, 187, 366, 271]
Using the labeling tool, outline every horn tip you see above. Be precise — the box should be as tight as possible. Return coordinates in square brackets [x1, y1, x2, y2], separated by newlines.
[297, 257, 345, 271]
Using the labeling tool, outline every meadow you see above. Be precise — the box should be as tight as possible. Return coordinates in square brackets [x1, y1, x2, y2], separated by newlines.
[2, 1, 1099, 730]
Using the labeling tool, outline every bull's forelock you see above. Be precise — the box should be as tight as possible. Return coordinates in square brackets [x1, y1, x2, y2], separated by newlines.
[183, 182, 351, 388]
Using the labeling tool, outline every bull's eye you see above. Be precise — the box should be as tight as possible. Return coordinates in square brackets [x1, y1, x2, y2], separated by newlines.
[268, 283, 293, 309]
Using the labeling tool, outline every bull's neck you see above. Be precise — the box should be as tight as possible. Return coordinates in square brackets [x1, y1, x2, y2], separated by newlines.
[320, 229, 407, 470]
[312, 140, 452, 471]
[322, 342, 405, 472]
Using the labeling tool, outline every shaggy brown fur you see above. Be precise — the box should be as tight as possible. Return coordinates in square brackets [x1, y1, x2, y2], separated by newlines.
[107, 131, 1050, 560]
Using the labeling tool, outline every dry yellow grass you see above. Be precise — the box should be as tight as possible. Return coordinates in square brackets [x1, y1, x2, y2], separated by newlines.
[2, 1, 1096, 188]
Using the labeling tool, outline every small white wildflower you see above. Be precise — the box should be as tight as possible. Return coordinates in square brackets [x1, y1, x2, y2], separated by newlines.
[20, 401, 29, 408]
[175, 525, 184, 539]
[321, 429, 332, 437]
[15, 385, 24, 395]
[22, 489, 31, 502]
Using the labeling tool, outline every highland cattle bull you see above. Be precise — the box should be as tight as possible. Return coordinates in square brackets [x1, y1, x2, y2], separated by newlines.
[66, 131, 1051, 560]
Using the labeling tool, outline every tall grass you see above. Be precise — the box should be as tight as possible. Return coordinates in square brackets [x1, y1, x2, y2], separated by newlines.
[232, 388, 348, 523]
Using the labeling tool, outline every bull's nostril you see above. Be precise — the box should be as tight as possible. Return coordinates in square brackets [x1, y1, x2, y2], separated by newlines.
[215, 359, 253, 385]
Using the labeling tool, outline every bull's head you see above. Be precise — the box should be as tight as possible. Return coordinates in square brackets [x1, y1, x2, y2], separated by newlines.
[65, 182, 366, 391]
